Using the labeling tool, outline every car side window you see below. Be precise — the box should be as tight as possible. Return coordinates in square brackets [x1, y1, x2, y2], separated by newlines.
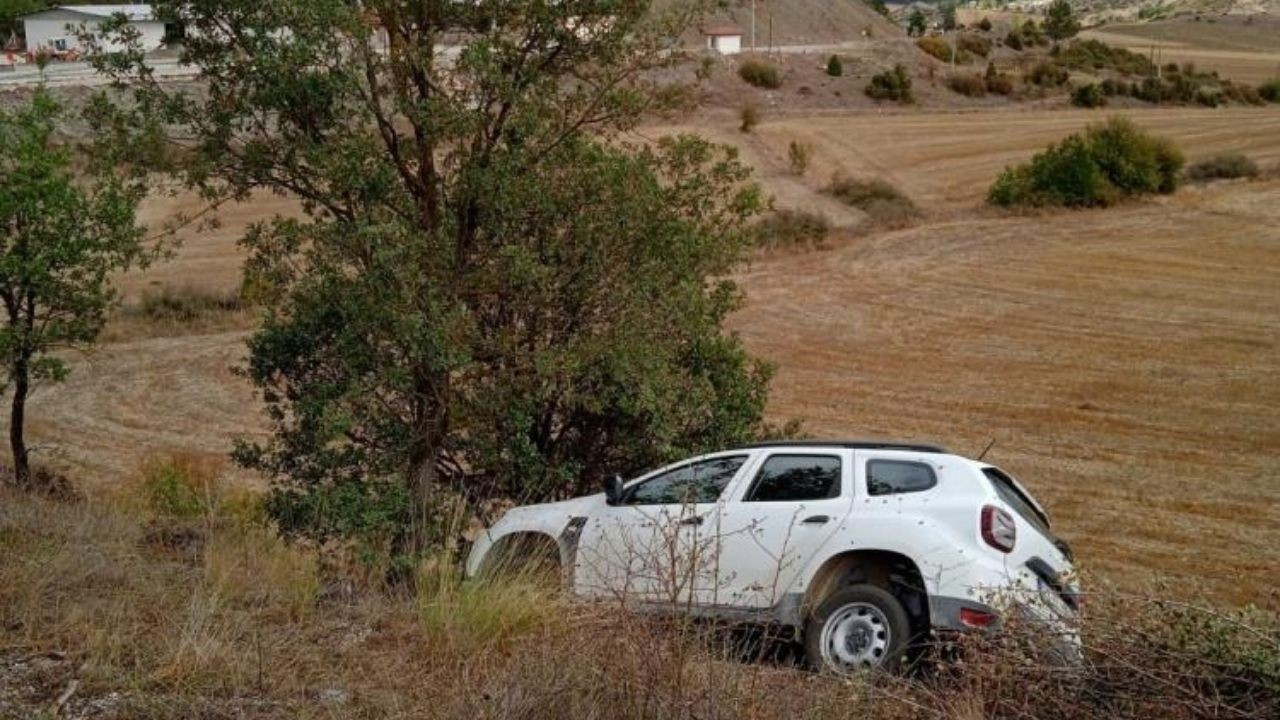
[744, 455, 842, 502]
[867, 460, 937, 496]
[625, 455, 747, 505]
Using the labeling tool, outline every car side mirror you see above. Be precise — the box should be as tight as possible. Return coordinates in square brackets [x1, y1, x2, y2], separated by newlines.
[604, 474, 625, 506]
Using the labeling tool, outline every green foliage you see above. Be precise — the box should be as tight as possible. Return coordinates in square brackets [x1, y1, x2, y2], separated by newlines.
[1259, 79, 1280, 103]
[140, 454, 221, 520]
[1057, 39, 1154, 76]
[989, 117, 1183, 208]
[752, 209, 830, 251]
[865, 64, 913, 103]
[738, 60, 782, 89]
[1043, 0, 1080, 42]
[0, 89, 151, 487]
[947, 72, 986, 97]
[826, 54, 843, 77]
[1004, 29, 1023, 51]
[1072, 83, 1106, 108]
[0, 0, 42, 36]
[87, 1, 772, 559]
[864, 0, 890, 19]
[1186, 153, 1259, 182]
[907, 9, 927, 37]
[940, 3, 957, 31]
[1007, 19, 1046, 50]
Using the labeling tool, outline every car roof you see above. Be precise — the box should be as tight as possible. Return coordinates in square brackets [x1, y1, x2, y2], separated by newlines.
[736, 439, 949, 454]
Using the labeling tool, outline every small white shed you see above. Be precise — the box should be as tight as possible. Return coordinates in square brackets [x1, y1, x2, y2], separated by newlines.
[703, 24, 743, 56]
[21, 5, 167, 55]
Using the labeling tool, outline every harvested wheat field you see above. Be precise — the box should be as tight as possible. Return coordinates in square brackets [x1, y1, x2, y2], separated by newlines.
[1081, 15, 1280, 84]
[24, 106, 1280, 605]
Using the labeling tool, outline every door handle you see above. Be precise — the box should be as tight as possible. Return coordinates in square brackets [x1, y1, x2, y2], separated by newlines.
[680, 516, 704, 526]
[801, 515, 830, 525]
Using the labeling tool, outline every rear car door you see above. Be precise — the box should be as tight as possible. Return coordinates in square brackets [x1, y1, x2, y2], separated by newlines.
[706, 450, 855, 609]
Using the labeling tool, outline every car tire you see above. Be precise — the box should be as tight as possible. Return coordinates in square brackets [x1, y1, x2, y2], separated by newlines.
[803, 583, 912, 674]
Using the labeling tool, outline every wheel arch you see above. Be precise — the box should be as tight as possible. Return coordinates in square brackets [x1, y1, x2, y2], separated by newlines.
[802, 548, 931, 633]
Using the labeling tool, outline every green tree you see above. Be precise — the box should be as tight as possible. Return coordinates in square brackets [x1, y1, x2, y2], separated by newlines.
[0, 0, 43, 38]
[907, 9, 927, 37]
[0, 90, 150, 487]
[865, 0, 889, 18]
[88, 1, 771, 562]
[826, 54, 844, 77]
[1043, 0, 1080, 42]
[941, 3, 958, 31]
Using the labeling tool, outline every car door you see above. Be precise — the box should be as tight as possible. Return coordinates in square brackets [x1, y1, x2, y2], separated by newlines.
[704, 450, 855, 609]
[573, 453, 750, 606]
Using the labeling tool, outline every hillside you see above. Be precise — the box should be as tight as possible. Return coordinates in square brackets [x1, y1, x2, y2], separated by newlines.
[690, 0, 902, 46]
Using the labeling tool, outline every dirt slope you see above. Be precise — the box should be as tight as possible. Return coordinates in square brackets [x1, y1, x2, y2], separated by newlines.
[688, 0, 902, 46]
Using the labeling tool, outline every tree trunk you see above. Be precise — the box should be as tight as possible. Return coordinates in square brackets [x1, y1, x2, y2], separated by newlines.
[9, 355, 29, 487]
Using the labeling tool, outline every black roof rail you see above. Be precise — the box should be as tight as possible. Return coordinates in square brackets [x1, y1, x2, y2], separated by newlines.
[738, 439, 948, 453]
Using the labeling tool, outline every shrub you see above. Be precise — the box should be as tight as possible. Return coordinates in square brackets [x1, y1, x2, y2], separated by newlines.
[957, 33, 992, 58]
[989, 116, 1183, 207]
[977, 17, 993, 32]
[1072, 83, 1106, 108]
[865, 64, 913, 102]
[1057, 38, 1153, 76]
[1005, 30, 1023, 51]
[826, 175, 919, 226]
[752, 209, 830, 250]
[1028, 60, 1069, 86]
[134, 285, 249, 323]
[139, 454, 226, 520]
[917, 35, 969, 63]
[1195, 87, 1220, 107]
[1259, 78, 1280, 103]
[826, 54, 843, 77]
[788, 139, 812, 176]
[985, 63, 1015, 95]
[1222, 81, 1263, 105]
[1186, 153, 1260, 182]
[738, 60, 782, 89]
[739, 103, 760, 132]
[948, 72, 987, 97]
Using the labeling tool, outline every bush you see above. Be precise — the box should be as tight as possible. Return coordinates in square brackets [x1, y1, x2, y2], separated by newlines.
[1005, 30, 1023, 51]
[738, 60, 782, 89]
[1028, 60, 1069, 86]
[977, 17, 993, 32]
[865, 64, 913, 102]
[826, 175, 919, 226]
[136, 285, 247, 322]
[1072, 83, 1106, 108]
[788, 139, 812, 175]
[989, 116, 1183, 207]
[985, 63, 1015, 95]
[739, 103, 759, 132]
[1186, 153, 1260, 182]
[826, 54, 843, 77]
[1222, 81, 1263, 105]
[1058, 39, 1152, 76]
[1259, 78, 1280, 102]
[752, 209, 830, 250]
[957, 33, 993, 58]
[948, 72, 987, 97]
[917, 35, 970, 64]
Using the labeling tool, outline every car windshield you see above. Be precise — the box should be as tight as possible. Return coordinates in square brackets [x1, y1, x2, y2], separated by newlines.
[982, 467, 1051, 537]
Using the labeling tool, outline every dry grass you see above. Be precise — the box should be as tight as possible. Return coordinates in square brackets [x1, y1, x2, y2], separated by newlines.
[1, 477, 1276, 719]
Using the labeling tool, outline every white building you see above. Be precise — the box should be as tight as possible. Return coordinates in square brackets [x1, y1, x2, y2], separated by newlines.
[702, 24, 743, 55]
[21, 5, 167, 55]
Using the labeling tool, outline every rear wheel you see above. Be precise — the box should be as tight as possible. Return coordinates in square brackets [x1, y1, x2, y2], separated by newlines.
[804, 583, 911, 674]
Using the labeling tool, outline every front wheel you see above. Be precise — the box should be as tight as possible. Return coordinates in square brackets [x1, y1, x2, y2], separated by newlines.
[804, 583, 911, 674]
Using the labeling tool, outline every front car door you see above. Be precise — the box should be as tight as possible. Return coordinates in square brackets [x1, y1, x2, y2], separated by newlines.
[573, 453, 750, 606]
[704, 449, 855, 609]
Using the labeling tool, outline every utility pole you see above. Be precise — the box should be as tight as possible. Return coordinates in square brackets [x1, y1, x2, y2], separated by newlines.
[751, 0, 757, 52]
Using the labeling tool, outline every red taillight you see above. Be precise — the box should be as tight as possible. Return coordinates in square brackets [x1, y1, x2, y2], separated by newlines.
[981, 505, 1016, 553]
[960, 607, 997, 628]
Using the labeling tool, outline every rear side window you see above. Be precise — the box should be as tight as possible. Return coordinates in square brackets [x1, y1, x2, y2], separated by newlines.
[983, 467, 1051, 534]
[867, 460, 937, 496]
[745, 455, 842, 502]
[626, 455, 747, 505]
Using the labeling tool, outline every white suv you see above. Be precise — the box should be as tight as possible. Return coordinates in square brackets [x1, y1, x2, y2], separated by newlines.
[466, 440, 1080, 673]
